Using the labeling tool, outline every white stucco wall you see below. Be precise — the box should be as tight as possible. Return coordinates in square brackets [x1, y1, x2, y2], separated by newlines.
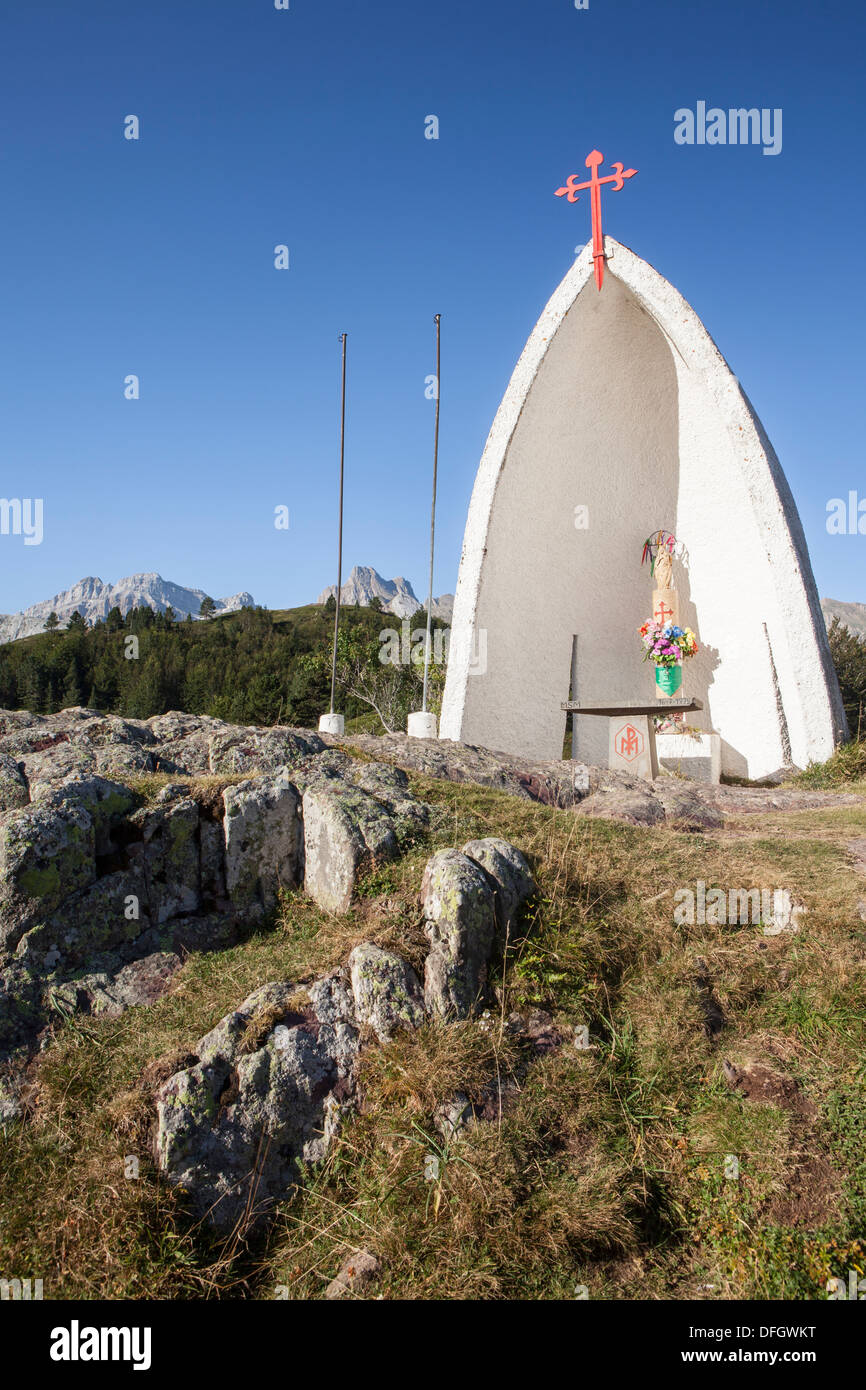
[440, 239, 846, 779]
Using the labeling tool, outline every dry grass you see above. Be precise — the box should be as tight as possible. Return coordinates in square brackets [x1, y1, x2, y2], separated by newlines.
[2, 773, 866, 1299]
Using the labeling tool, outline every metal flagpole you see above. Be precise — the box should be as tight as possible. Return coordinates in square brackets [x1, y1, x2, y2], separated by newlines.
[329, 333, 347, 716]
[422, 314, 441, 713]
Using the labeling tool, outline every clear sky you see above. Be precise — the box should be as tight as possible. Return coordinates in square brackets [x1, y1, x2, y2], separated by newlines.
[1, 0, 864, 614]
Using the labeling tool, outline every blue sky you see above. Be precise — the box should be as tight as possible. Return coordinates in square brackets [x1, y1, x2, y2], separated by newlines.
[1, 0, 864, 613]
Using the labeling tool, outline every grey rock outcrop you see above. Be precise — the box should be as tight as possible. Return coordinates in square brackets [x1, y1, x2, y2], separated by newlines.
[461, 837, 536, 935]
[209, 727, 324, 776]
[575, 787, 667, 826]
[155, 976, 359, 1233]
[0, 801, 96, 953]
[0, 708, 438, 1082]
[420, 849, 497, 1020]
[0, 756, 29, 812]
[293, 754, 429, 919]
[18, 869, 148, 973]
[152, 835, 533, 1231]
[300, 779, 399, 914]
[0, 961, 42, 1054]
[145, 712, 228, 776]
[50, 951, 182, 1019]
[348, 943, 426, 1041]
[651, 785, 725, 831]
[337, 731, 858, 823]
[222, 774, 303, 914]
[40, 775, 138, 856]
[24, 744, 99, 795]
[131, 796, 201, 925]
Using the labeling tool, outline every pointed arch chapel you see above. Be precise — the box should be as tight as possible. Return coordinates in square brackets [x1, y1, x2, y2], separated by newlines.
[440, 239, 846, 780]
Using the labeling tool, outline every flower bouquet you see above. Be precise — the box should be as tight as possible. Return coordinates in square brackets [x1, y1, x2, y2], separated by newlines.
[639, 619, 699, 697]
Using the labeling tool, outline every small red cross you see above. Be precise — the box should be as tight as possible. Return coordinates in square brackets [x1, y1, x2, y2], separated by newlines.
[654, 601, 674, 625]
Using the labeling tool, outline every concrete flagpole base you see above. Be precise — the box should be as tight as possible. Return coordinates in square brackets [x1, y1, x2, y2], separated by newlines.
[318, 713, 345, 735]
[407, 711, 438, 739]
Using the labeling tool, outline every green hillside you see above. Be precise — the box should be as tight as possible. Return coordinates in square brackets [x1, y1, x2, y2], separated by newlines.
[0, 603, 447, 733]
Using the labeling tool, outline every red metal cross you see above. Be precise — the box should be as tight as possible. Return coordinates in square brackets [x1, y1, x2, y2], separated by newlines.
[555, 150, 637, 291]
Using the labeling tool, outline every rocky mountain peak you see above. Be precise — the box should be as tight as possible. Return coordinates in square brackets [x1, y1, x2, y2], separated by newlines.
[317, 565, 454, 621]
[0, 574, 255, 645]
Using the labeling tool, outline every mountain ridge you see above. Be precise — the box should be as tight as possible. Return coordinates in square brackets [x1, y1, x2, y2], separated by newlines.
[0, 573, 254, 644]
[316, 565, 454, 620]
[2, 571, 857, 647]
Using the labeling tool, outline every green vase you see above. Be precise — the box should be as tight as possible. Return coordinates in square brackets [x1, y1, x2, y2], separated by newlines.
[655, 665, 682, 697]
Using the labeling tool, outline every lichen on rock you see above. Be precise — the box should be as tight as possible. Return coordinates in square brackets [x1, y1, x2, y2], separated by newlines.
[348, 942, 426, 1041]
[154, 976, 359, 1232]
[222, 772, 303, 914]
[461, 837, 536, 936]
[420, 848, 497, 1020]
